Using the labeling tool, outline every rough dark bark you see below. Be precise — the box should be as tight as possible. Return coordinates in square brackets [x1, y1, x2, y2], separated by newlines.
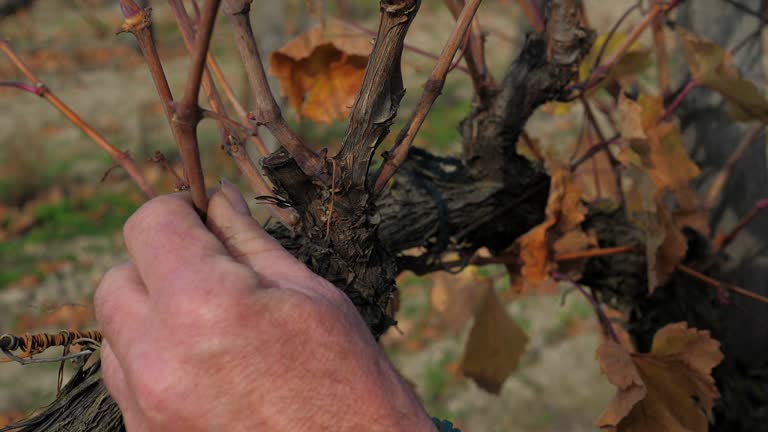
[2, 1, 596, 430]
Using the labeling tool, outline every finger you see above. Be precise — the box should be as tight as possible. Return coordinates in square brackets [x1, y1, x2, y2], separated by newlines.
[94, 262, 149, 360]
[206, 181, 330, 296]
[122, 192, 233, 297]
[101, 342, 149, 431]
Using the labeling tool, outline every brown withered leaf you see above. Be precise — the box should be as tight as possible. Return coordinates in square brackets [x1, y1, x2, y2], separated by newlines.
[617, 94, 699, 292]
[681, 31, 768, 122]
[429, 270, 487, 334]
[518, 164, 587, 285]
[460, 285, 529, 394]
[596, 322, 723, 432]
[654, 206, 688, 289]
[620, 93, 701, 199]
[269, 19, 371, 124]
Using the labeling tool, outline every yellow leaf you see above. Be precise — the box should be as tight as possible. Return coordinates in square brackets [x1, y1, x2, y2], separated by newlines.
[681, 31, 768, 122]
[596, 322, 723, 432]
[460, 285, 528, 393]
[268, 19, 371, 124]
[580, 33, 652, 91]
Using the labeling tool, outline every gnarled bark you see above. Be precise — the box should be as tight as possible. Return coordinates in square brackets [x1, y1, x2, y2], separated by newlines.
[2, 1, 595, 430]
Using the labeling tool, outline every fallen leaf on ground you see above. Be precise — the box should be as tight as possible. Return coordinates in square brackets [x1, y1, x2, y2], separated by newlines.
[596, 322, 723, 432]
[269, 19, 371, 124]
[460, 284, 528, 394]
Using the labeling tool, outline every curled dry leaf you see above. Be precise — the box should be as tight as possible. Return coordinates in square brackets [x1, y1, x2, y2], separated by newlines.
[681, 31, 768, 123]
[460, 284, 529, 394]
[596, 322, 723, 432]
[268, 19, 372, 124]
[617, 93, 701, 292]
[517, 163, 588, 286]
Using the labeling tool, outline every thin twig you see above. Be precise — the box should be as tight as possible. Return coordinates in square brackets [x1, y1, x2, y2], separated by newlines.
[340, 18, 471, 75]
[555, 244, 640, 261]
[516, 0, 544, 33]
[119, 0, 190, 176]
[553, 274, 620, 343]
[168, 0, 294, 225]
[651, 0, 670, 96]
[660, 78, 697, 121]
[222, 0, 324, 177]
[439, 244, 640, 269]
[2, 348, 94, 365]
[0, 41, 155, 199]
[174, 0, 222, 214]
[714, 198, 768, 252]
[705, 124, 763, 209]
[570, 134, 620, 169]
[579, 96, 624, 205]
[677, 263, 768, 305]
[576, 0, 680, 93]
[590, 2, 640, 72]
[189, 0, 269, 157]
[444, 0, 496, 105]
[374, 0, 483, 194]
[205, 51, 269, 157]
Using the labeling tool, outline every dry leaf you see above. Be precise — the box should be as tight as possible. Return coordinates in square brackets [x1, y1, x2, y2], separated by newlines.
[269, 19, 371, 124]
[681, 31, 768, 122]
[596, 322, 723, 432]
[579, 33, 652, 93]
[429, 270, 487, 334]
[553, 228, 598, 280]
[617, 94, 700, 292]
[460, 285, 529, 393]
[518, 164, 587, 285]
[654, 206, 688, 289]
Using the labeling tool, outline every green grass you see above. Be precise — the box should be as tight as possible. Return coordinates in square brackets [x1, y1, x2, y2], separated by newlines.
[0, 191, 139, 289]
[423, 350, 456, 401]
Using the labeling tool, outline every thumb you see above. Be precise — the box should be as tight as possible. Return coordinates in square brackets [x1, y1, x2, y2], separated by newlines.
[206, 180, 315, 287]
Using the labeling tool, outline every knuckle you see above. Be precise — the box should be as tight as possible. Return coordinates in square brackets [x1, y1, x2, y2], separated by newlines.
[94, 266, 125, 324]
[123, 195, 188, 243]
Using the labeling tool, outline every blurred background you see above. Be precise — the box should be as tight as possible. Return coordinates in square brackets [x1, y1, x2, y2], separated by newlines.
[0, 1, 644, 430]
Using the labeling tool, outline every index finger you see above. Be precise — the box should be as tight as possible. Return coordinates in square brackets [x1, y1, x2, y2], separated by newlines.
[122, 193, 242, 300]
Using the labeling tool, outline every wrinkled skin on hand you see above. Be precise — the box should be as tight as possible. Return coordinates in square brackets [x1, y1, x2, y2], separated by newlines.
[94, 182, 434, 431]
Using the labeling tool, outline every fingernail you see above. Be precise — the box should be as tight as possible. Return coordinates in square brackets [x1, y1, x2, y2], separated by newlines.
[219, 178, 251, 216]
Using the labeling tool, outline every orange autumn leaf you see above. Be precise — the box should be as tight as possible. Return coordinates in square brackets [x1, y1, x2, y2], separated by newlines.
[269, 19, 371, 124]
[460, 284, 529, 393]
[518, 164, 587, 285]
[596, 322, 723, 432]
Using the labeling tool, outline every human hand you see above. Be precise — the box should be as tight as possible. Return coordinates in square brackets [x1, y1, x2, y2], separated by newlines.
[95, 181, 434, 431]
